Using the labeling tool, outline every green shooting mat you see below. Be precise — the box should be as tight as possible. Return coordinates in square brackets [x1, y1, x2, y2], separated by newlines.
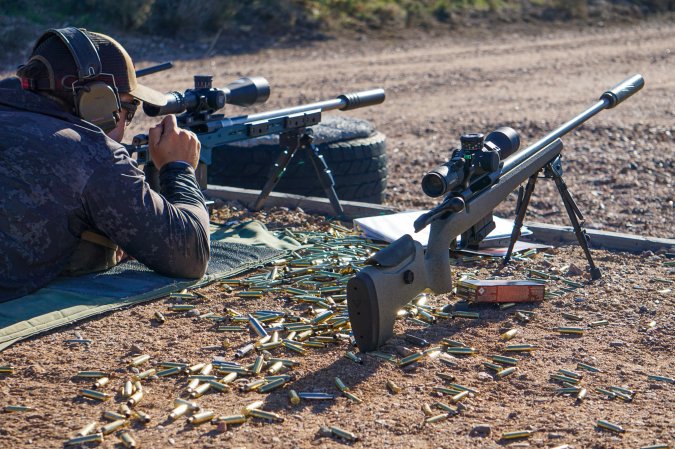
[0, 221, 298, 352]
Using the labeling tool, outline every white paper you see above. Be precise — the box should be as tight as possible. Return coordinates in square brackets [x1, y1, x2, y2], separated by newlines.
[354, 211, 531, 248]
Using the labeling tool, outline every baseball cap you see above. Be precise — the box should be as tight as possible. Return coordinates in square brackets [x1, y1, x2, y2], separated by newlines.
[26, 28, 167, 107]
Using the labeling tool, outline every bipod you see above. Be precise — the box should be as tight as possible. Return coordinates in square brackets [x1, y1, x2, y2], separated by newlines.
[503, 155, 602, 280]
[252, 128, 346, 218]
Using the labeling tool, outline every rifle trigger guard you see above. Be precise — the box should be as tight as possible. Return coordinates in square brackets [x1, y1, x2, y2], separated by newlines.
[364, 234, 416, 267]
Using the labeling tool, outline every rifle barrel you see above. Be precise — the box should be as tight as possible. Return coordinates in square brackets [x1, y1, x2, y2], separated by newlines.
[502, 74, 643, 173]
[135, 62, 173, 78]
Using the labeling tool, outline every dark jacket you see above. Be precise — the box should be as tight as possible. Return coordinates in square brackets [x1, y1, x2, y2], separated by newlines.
[0, 86, 210, 302]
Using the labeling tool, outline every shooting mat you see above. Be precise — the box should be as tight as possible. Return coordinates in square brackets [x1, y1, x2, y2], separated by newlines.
[0, 221, 297, 352]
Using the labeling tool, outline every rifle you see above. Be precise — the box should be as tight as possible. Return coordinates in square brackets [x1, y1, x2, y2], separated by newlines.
[347, 75, 644, 352]
[127, 63, 385, 216]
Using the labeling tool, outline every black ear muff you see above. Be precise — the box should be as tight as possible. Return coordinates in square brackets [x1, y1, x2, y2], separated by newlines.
[75, 81, 120, 132]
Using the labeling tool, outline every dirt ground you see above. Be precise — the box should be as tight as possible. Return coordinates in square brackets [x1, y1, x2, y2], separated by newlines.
[1, 20, 674, 449]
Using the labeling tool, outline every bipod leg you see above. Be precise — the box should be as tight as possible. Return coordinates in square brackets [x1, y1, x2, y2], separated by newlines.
[545, 161, 602, 280]
[252, 130, 301, 211]
[504, 173, 538, 265]
[301, 133, 345, 218]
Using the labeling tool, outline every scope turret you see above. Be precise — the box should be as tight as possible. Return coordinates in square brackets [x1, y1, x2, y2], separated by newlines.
[143, 76, 270, 117]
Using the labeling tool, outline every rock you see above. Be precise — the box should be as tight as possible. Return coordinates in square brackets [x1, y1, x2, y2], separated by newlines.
[187, 309, 201, 317]
[318, 426, 332, 437]
[610, 340, 625, 347]
[470, 424, 491, 436]
[477, 372, 493, 382]
[566, 263, 583, 276]
[130, 344, 143, 353]
[216, 421, 228, 433]
[548, 433, 564, 439]
[168, 438, 175, 445]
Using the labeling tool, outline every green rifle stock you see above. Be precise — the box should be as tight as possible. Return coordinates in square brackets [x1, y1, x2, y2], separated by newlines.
[347, 74, 644, 352]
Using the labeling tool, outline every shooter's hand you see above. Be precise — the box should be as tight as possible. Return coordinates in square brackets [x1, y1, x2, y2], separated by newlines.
[148, 115, 201, 169]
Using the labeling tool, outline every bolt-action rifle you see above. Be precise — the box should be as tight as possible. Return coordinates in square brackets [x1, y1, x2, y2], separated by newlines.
[127, 62, 385, 216]
[347, 75, 644, 352]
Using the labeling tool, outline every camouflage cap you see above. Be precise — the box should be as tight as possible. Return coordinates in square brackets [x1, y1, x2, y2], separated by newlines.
[26, 28, 167, 107]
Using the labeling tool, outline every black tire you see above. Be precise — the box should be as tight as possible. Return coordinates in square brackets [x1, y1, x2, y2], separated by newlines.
[207, 116, 388, 204]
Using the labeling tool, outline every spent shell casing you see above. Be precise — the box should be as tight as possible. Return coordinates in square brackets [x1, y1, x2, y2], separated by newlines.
[118, 430, 138, 448]
[154, 311, 165, 323]
[558, 369, 583, 379]
[169, 304, 196, 311]
[421, 403, 434, 416]
[156, 366, 183, 377]
[267, 361, 284, 374]
[64, 433, 104, 446]
[0, 365, 15, 374]
[217, 414, 248, 425]
[556, 387, 581, 395]
[159, 362, 188, 369]
[134, 410, 151, 423]
[129, 354, 150, 367]
[207, 379, 229, 393]
[386, 380, 401, 394]
[102, 411, 126, 421]
[134, 368, 156, 381]
[242, 400, 264, 416]
[450, 390, 469, 403]
[2, 405, 35, 413]
[188, 411, 215, 425]
[123, 380, 134, 397]
[298, 392, 334, 400]
[483, 362, 502, 371]
[491, 355, 518, 366]
[249, 408, 284, 422]
[550, 374, 580, 385]
[345, 351, 363, 364]
[252, 355, 264, 374]
[288, 389, 301, 405]
[76, 371, 109, 378]
[100, 419, 126, 435]
[647, 375, 674, 384]
[425, 413, 449, 424]
[127, 390, 143, 407]
[76, 421, 98, 437]
[562, 312, 583, 321]
[576, 388, 588, 401]
[118, 404, 132, 418]
[638, 445, 670, 449]
[404, 334, 430, 347]
[169, 403, 189, 420]
[504, 344, 537, 352]
[502, 430, 533, 439]
[191, 382, 211, 398]
[398, 352, 423, 366]
[595, 388, 617, 399]
[80, 389, 111, 401]
[220, 372, 238, 384]
[343, 391, 363, 403]
[496, 367, 517, 378]
[282, 340, 307, 355]
[445, 346, 477, 355]
[235, 343, 255, 358]
[434, 402, 458, 414]
[94, 377, 110, 388]
[589, 320, 609, 327]
[453, 311, 480, 319]
[499, 302, 517, 310]
[500, 329, 519, 341]
[330, 426, 358, 442]
[248, 314, 269, 338]
[596, 419, 624, 433]
[441, 338, 467, 348]
[434, 387, 461, 396]
[258, 378, 286, 393]
[577, 362, 601, 373]
[186, 362, 206, 374]
[436, 372, 456, 382]
[449, 383, 479, 394]
[175, 398, 200, 410]
[555, 327, 585, 335]
[335, 377, 349, 392]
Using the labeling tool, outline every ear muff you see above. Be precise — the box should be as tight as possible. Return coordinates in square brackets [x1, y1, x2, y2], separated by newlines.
[75, 81, 121, 132]
[30, 27, 123, 131]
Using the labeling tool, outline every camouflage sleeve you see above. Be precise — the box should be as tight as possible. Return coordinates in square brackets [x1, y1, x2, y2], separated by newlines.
[81, 148, 210, 278]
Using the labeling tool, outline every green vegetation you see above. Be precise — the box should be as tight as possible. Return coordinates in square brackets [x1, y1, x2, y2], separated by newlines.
[0, 0, 672, 38]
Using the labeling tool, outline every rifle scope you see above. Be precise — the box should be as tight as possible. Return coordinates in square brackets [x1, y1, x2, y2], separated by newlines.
[421, 127, 520, 198]
[143, 75, 270, 117]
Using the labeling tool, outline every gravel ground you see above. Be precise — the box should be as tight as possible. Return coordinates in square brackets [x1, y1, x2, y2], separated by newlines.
[0, 20, 673, 449]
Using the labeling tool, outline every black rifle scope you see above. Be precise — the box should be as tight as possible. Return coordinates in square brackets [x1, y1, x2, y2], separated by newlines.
[143, 75, 270, 117]
[421, 127, 520, 198]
